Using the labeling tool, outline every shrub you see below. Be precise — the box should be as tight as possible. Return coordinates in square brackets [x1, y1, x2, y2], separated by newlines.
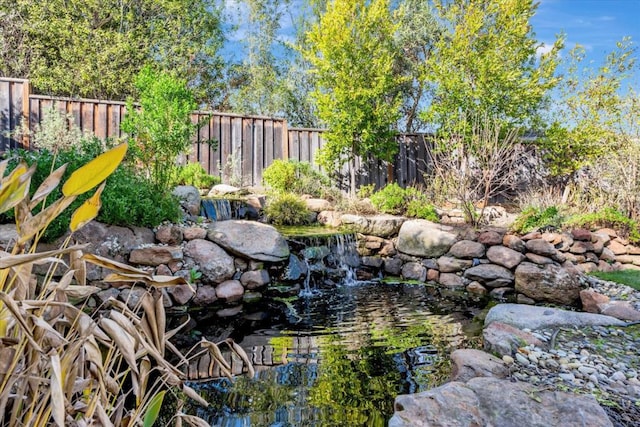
[357, 184, 376, 199]
[170, 162, 220, 189]
[263, 159, 333, 197]
[265, 192, 311, 226]
[370, 183, 407, 214]
[406, 199, 439, 221]
[4, 138, 181, 241]
[566, 207, 640, 243]
[512, 206, 563, 234]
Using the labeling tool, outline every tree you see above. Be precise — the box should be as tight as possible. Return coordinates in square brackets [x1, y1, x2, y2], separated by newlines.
[423, 0, 563, 132]
[0, 0, 224, 103]
[540, 38, 637, 179]
[302, 0, 403, 194]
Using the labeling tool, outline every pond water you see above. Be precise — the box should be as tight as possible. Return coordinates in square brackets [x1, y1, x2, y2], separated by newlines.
[183, 281, 487, 426]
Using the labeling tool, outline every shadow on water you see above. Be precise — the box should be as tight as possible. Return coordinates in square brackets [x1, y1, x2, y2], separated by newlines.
[182, 281, 487, 426]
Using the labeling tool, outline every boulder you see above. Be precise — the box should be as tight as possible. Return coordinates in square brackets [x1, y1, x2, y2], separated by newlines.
[448, 240, 485, 259]
[340, 214, 406, 238]
[463, 264, 514, 288]
[483, 321, 544, 356]
[607, 239, 627, 255]
[384, 257, 403, 275]
[317, 211, 342, 227]
[402, 262, 427, 282]
[183, 226, 208, 241]
[172, 185, 201, 216]
[305, 198, 332, 212]
[438, 273, 465, 289]
[486, 246, 525, 269]
[207, 184, 243, 196]
[484, 303, 626, 330]
[240, 270, 270, 290]
[580, 289, 610, 313]
[466, 281, 487, 295]
[192, 285, 218, 306]
[184, 239, 235, 284]
[129, 245, 183, 266]
[437, 256, 472, 273]
[477, 230, 503, 246]
[390, 377, 612, 427]
[396, 220, 458, 258]
[525, 238, 557, 257]
[166, 285, 195, 305]
[450, 349, 509, 382]
[155, 224, 183, 245]
[598, 301, 640, 321]
[571, 228, 592, 241]
[524, 253, 555, 265]
[207, 220, 289, 262]
[514, 262, 581, 305]
[283, 254, 308, 281]
[215, 280, 244, 302]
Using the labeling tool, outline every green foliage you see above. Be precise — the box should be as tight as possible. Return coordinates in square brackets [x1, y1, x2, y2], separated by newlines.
[302, 0, 402, 193]
[566, 208, 640, 243]
[0, 0, 224, 102]
[512, 206, 563, 234]
[122, 66, 198, 190]
[540, 38, 637, 177]
[423, 0, 563, 132]
[590, 270, 640, 291]
[170, 163, 220, 189]
[14, 105, 86, 153]
[4, 139, 181, 241]
[406, 200, 439, 222]
[357, 184, 376, 199]
[265, 192, 311, 226]
[370, 183, 407, 215]
[263, 159, 332, 197]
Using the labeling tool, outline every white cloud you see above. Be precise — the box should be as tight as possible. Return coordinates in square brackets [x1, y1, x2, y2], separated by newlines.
[536, 43, 555, 57]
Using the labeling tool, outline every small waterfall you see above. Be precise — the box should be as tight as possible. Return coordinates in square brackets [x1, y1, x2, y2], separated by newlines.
[328, 233, 359, 286]
[201, 198, 232, 221]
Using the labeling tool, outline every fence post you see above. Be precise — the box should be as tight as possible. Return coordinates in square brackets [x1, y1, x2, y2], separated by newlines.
[21, 79, 31, 149]
[282, 119, 289, 160]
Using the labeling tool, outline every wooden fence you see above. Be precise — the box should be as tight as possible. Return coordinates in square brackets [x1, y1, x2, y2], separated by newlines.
[0, 76, 432, 189]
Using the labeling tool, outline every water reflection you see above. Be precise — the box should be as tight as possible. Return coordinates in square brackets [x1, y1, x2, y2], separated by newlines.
[186, 282, 485, 426]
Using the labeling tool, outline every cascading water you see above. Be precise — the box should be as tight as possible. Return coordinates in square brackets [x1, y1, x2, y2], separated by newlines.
[200, 198, 232, 221]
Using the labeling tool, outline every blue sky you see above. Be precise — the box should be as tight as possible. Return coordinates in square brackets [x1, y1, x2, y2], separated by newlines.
[532, 0, 640, 65]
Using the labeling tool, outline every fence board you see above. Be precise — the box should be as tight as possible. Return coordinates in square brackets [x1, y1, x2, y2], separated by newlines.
[264, 120, 274, 166]
[220, 116, 231, 182]
[0, 80, 10, 150]
[242, 118, 253, 186]
[211, 115, 221, 177]
[231, 117, 242, 183]
[253, 119, 264, 185]
[273, 121, 283, 160]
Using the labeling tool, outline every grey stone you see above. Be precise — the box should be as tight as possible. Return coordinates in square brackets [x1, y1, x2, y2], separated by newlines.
[119, 287, 148, 311]
[483, 321, 544, 356]
[450, 349, 508, 382]
[305, 198, 332, 212]
[396, 220, 458, 258]
[484, 303, 627, 330]
[240, 270, 270, 290]
[184, 239, 235, 284]
[384, 257, 403, 275]
[283, 254, 307, 281]
[514, 262, 581, 305]
[215, 280, 244, 302]
[172, 185, 201, 216]
[401, 262, 427, 282]
[0, 223, 18, 251]
[502, 234, 526, 252]
[361, 256, 384, 268]
[340, 214, 406, 238]
[525, 253, 555, 265]
[390, 377, 612, 427]
[463, 264, 514, 288]
[486, 245, 525, 269]
[525, 238, 558, 257]
[448, 240, 485, 259]
[437, 256, 472, 273]
[192, 285, 218, 306]
[438, 273, 465, 289]
[207, 220, 289, 262]
[155, 224, 184, 245]
[166, 284, 195, 305]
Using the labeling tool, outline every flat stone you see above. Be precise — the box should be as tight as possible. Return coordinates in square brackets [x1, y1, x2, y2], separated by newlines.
[207, 220, 289, 262]
[466, 281, 487, 295]
[514, 262, 581, 305]
[525, 239, 557, 257]
[483, 321, 544, 356]
[450, 349, 508, 382]
[448, 240, 485, 259]
[502, 234, 526, 252]
[402, 262, 426, 282]
[571, 228, 592, 241]
[396, 220, 458, 257]
[129, 245, 183, 266]
[183, 226, 208, 241]
[484, 303, 626, 330]
[207, 184, 242, 196]
[155, 224, 183, 245]
[340, 214, 406, 238]
[192, 285, 218, 306]
[487, 246, 525, 269]
[463, 264, 514, 288]
[477, 230, 503, 246]
[166, 284, 195, 305]
[525, 253, 555, 265]
[570, 241, 593, 254]
[390, 377, 612, 427]
[607, 239, 628, 255]
[437, 256, 472, 273]
[305, 198, 332, 212]
[598, 301, 640, 321]
[580, 289, 610, 313]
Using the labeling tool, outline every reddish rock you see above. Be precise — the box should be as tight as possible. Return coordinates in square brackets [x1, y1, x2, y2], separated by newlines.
[427, 268, 440, 282]
[525, 253, 555, 265]
[520, 231, 542, 241]
[166, 284, 195, 305]
[569, 241, 593, 254]
[571, 228, 592, 241]
[483, 321, 544, 356]
[155, 264, 172, 276]
[437, 256, 473, 273]
[503, 234, 526, 253]
[192, 285, 218, 306]
[525, 239, 557, 257]
[628, 245, 640, 255]
[183, 226, 208, 241]
[466, 281, 488, 295]
[240, 270, 270, 290]
[450, 349, 508, 382]
[401, 262, 427, 282]
[215, 280, 244, 302]
[541, 232, 562, 244]
[129, 245, 183, 266]
[449, 240, 486, 259]
[597, 260, 614, 272]
[556, 234, 574, 251]
[487, 246, 525, 269]
[607, 239, 628, 255]
[580, 289, 610, 313]
[596, 228, 618, 238]
[156, 224, 183, 245]
[438, 273, 465, 289]
[477, 231, 503, 246]
[515, 262, 581, 305]
[379, 240, 397, 257]
[598, 301, 640, 321]
[616, 254, 640, 265]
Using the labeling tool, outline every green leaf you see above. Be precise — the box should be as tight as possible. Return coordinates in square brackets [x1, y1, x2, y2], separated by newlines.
[143, 390, 166, 427]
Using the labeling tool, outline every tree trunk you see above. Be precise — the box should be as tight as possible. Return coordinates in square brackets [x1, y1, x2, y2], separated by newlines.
[350, 156, 357, 196]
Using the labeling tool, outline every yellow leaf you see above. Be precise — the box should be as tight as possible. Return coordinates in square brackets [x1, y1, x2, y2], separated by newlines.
[0, 163, 35, 214]
[69, 182, 105, 232]
[62, 143, 127, 197]
[17, 195, 77, 245]
[30, 163, 68, 209]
